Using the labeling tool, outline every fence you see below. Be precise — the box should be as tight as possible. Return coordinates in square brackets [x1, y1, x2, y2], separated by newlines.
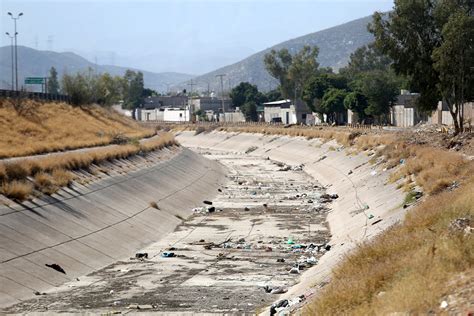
[140, 120, 388, 130]
[0, 89, 71, 103]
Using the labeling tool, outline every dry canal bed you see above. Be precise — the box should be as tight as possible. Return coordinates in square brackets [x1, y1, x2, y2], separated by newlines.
[4, 150, 333, 314]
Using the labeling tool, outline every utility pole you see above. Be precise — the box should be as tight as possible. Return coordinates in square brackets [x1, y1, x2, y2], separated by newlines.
[216, 74, 226, 122]
[187, 79, 196, 121]
[8, 12, 23, 91]
[5, 32, 15, 90]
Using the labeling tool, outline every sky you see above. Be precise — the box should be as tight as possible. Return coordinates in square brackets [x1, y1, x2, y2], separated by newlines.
[0, 0, 394, 75]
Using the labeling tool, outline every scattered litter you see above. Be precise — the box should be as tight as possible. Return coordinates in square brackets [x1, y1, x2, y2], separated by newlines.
[449, 217, 472, 235]
[286, 237, 295, 245]
[317, 155, 327, 162]
[370, 170, 378, 176]
[33, 291, 46, 296]
[440, 300, 448, 309]
[289, 265, 300, 274]
[128, 304, 154, 310]
[277, 258, 286, 263]
[45, 263, 66, 274]
[203, 200, 213, 205]
[348, 170, 353, 175]
[207, 206, 216, 213]
[270, 299, 289, 316]
[135, 252, 148, 259]
[264, 285, 288, 294]
[368, 214, 374, 219]
[371, 219, 383, 225]
[292, 164, 304, 171]
[161, 252, 175, 258]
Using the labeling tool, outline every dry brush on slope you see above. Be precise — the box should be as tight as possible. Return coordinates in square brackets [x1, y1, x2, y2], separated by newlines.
[0, 99, 155, 158]
[0, 133, 177, 201]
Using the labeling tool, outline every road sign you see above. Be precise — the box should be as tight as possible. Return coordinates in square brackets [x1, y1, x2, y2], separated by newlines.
[25, 77, 45, 85]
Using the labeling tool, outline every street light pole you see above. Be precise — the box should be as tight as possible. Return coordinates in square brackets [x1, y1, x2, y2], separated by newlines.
[5, 32, 15, 90]
[8, 12, 23, 91]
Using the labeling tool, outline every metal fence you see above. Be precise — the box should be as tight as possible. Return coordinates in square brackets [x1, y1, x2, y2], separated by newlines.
[0, 89, 71, 103]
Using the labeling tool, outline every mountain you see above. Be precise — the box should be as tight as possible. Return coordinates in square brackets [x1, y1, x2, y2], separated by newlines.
[186, 15, 374, 93]
[0, 46, 194, 92]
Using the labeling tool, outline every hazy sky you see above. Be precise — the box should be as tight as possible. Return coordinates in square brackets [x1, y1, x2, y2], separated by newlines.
[0, 0, 394, 74]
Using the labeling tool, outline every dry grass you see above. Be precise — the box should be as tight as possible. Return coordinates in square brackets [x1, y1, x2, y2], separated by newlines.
[0, 99, 155, 158]
[0, 133, 178, 200]
[307, 175, 474, 315]
[181, 124, 470, 195]
[0, 180, 33, 201]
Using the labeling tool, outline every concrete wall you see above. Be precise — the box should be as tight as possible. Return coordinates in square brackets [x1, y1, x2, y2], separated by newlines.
[137, 108, 164, 121]
[0, 148, 225, 307]
[176, 131, 406, 303]
[163, 108, 191, 122]
[391, 105, 415, 127]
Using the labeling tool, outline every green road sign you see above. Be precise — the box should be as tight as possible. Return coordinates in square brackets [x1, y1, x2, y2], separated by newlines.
[25, 77, 45, 84]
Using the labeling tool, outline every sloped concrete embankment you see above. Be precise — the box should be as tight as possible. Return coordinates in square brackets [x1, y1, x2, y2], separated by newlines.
[176, 131, 406, 302]
[0, 148, 225, 308]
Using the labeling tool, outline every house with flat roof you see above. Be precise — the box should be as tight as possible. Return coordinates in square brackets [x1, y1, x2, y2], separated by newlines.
[263, 99, 311, 124]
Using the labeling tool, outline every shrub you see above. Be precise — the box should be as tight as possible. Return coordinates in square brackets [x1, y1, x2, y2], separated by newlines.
[5, 163, 30, 180]
[34, 172, 57, 195]
[1, 181, 33, 201]
[51, 169, 75, 187]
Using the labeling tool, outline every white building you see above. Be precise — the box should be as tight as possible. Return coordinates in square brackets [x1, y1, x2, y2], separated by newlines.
[137, 107, 191, 122]
[263, 99, 311, 124]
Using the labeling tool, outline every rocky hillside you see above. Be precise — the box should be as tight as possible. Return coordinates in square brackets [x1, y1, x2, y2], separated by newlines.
[186, 15, 374, 92]
[0, 46, 193, 92]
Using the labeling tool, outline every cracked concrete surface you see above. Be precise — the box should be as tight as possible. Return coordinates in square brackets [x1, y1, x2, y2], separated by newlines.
[4, 150, 331, 314]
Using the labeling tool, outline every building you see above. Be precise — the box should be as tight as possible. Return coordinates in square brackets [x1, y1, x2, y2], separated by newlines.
[430, 101, 474, 126]
[189, 97, 233, 112]
[219, 110, 246, 123]
[263, 99, 311, 124]
[136, 107, 191, 122]
[143, 96, 188, 109]
[390, 90, 425, 127]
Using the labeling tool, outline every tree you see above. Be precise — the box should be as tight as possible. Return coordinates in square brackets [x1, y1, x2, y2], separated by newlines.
[287, 46, 320, 99]
[432, 10, 474, 132]
[340, 44, 393, 79]
[241, 101, 258, 122]
[264, 45, 319, 98]
[264, 48, 293, 98]
[353, 70, 399, 121]
[61, 72, 92, 106]
[370, 0, 474, 133]
[96, 73, 124, 106]
[47, 67, 60, 94]
[122, 70, 144, 109]
[320, 88, 348, 123]
[229, 82, 266, 121]
[302, 72, 348, 113]
[142, 88, 159, 98]
[265, 89, 282, 102]
[344, 91, 369, 121]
